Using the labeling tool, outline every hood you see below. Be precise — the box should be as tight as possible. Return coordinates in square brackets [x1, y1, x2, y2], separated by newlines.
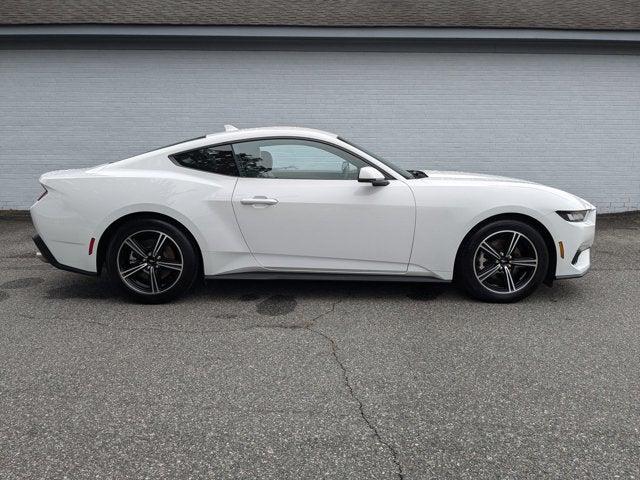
[421, 170, 535, 184]
[419, 170, 594, 210]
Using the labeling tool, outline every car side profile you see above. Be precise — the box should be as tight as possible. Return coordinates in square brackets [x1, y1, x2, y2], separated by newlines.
[31, 125, 596, 303]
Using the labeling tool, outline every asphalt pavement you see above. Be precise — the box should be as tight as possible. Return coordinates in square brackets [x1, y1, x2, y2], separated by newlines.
[0, 213, 639, 479]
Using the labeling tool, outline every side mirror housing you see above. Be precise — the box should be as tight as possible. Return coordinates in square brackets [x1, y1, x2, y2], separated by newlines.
[358, 166, 389, 186]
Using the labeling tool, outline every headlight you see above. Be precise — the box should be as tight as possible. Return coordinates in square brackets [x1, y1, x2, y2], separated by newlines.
[556, 210, 590, 222]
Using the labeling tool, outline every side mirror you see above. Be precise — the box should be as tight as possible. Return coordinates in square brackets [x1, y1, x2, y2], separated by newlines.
[358, 166, 389, 186]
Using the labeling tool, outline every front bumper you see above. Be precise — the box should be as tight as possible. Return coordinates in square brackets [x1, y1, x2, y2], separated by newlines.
[547, 209, 596, 279]
[33, 235, 96, 276]
[555, 248, 591, 279]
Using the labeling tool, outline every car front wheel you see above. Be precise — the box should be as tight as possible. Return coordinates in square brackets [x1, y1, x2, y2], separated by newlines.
[106, 219, 199, 303]
[457, 220, 549, 303]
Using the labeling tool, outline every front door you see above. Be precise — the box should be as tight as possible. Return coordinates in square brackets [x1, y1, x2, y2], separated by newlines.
[231, 138, 415, 273]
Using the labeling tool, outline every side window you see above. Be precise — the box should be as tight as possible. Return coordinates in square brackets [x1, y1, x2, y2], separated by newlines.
[171, 144, 239, 176]
[231, 139, 369, 180]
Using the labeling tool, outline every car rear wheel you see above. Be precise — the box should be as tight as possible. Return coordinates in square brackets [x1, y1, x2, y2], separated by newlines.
[457, 220, 549, 303]
[106, 219, 199, 303]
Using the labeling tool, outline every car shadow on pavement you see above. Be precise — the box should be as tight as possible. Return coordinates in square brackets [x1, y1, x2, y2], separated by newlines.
[45, 277, 116, 301]
[40, 276, 457, 303]
[197, 279, 454, 302]
[37, 273, 583, 305]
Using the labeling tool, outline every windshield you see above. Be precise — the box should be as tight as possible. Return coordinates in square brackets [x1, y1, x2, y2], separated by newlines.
[338, 137, 415, 179]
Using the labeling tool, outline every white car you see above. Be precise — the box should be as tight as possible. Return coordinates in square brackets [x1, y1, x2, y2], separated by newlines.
[31, 125, 595, 303]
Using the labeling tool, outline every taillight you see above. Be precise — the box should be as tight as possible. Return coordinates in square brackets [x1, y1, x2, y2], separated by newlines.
[36, 186, 48, 202]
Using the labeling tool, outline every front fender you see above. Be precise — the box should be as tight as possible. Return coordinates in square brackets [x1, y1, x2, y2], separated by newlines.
[408, 183, 580, 279]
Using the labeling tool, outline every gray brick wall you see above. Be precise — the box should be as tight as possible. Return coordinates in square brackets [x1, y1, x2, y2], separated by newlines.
[1, 45, 639, 212]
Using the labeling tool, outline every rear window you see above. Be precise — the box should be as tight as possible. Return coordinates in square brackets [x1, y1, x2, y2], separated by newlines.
[171, 144, 239, 176]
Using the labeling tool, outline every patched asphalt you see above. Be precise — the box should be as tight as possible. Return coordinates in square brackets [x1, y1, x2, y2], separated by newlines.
[0, 213, 639, 479]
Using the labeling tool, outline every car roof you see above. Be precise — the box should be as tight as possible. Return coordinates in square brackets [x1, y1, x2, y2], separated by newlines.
[203, 125, 339, 143]
[143, 125, 340, 158]
[110, 125, 342, 168]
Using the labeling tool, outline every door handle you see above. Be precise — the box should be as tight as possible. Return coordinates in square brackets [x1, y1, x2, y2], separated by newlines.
[240, 196, 278, 206]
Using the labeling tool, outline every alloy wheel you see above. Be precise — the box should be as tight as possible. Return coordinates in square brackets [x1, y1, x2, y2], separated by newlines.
[117, 230, 184, 295]
[473, 230, 538, 294]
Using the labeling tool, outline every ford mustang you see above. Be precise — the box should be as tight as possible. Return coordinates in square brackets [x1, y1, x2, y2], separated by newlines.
[31, 125, 595, 303]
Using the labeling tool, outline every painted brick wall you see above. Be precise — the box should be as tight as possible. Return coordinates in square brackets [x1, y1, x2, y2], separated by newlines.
[1, 46, 639, 212]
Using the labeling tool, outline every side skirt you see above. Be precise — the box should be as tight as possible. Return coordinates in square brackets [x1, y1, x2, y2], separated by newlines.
[206, 271, 450, 283]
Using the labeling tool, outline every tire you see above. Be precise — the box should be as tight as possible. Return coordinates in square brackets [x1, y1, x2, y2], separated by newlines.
[106, 218, 199, 303]
[457, 219, 549, 303]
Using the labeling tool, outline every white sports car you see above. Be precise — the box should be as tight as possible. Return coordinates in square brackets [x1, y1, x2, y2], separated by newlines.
[31, 125, 595, 303]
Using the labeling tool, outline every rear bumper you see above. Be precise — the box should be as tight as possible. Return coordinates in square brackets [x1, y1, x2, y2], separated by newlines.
[32, 235, 96, 276]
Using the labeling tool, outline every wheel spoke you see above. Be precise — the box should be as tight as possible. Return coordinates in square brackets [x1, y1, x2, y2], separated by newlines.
[474, 229, 540, 295]
[157, 261, 182, 272]
[118, 230, 184, 296]
[477, 264, 501, 283]
[152, 233, 168, 257]
[504, 267, 516, 293]
[480, 241, 501, 260]
[125, 238, 148, 258]
[510, 258, 537, 268]
[120, 262, 147, 279]
[506, 232, 522, 257]
[149, 266, 160, 294]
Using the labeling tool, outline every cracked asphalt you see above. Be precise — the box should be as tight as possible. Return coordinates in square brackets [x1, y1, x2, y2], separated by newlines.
[0, 213, 639, 479]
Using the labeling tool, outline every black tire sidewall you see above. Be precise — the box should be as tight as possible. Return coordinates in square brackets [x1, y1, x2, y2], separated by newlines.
[458, 220, 549, 303]
[106, 219, 198, 303]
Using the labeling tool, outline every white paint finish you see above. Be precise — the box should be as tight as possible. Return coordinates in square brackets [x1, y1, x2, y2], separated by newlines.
[30, 160, 253, 274]
[2, 48, 639, 212]
[406, 172, 595, 278]
[232, 177, 415, 272]
[30, 126, 596, 283]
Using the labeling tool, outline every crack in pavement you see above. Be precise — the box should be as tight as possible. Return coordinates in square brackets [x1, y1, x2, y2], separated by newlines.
[250, 301, 405, 480]
[26, 299, 406, 478]
[309, 325, 405, 480]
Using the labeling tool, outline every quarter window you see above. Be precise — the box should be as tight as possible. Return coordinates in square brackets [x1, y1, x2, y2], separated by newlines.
[171, 144, 239, 176]
[231, 139, 369, 180]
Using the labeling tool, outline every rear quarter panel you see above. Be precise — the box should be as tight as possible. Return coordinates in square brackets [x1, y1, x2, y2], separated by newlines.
[31, 160, 249, 274]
